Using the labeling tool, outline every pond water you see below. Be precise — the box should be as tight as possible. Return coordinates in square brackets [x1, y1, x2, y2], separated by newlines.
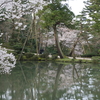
[0, 61, 100, 100]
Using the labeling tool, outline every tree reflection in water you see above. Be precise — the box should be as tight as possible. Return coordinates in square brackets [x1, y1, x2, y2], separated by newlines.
[0, 62, 100, 100]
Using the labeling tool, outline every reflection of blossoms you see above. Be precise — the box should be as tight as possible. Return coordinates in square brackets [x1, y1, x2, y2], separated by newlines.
[0, 47, 16, 74]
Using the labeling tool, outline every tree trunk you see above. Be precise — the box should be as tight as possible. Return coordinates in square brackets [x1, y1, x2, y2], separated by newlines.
[53, 25, 64, 58]
[69, 36, 80, 56]
[33, 13, 39, 54]
[18, 35, 28, 60]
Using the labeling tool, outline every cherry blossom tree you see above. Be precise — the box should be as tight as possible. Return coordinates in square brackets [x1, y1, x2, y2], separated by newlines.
[0, 33, 16, 74]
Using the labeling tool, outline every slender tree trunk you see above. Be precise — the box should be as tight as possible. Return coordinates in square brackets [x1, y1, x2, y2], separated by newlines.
[69, 21, 83, 56]
[18, 35, 28, 60]
[69, 36, 80, 56]
[53, 25, 64, 58]
[33, 13, 39, 54]
[18, 22, 32, 60]
[78, 41, 86, 54]
[84, 38, 91, 52]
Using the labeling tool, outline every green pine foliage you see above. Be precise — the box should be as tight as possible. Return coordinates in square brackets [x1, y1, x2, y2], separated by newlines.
[38, 3, 75, 28]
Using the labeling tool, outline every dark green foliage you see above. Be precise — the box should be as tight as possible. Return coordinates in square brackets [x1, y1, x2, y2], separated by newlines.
[0, 37, 3, 43]
[28, 56, 39, 61]
[44, 45, 58, 55]
[81, 53, 99, 57]
[52, 55, 58, 59]
[82, 44, 100, 58]
[6, 32, 37, 55]
[38, 3, 75, 28]
[24, 53, 35, 58]
[84, 0, 100, 34]
[13, 43, 22, 51]
[20, 55, 27, 61]
[92, 56, 100, 63]
[13, 43, 27, 54]
[60, 41, 70, 55]
[39, 53, 49, 59]
[20, 55, 39, 61]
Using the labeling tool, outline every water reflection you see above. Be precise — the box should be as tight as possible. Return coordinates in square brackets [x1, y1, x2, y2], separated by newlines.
[0, 62, 100, 100]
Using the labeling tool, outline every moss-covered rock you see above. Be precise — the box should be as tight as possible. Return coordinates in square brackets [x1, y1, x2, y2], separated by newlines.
[20, 55, 27, 61]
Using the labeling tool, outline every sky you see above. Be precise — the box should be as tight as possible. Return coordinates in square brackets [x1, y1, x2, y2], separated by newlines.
[62, 0, 87, 15]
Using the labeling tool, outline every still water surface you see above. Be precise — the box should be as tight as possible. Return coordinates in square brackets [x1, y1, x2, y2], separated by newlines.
[0, 61, 100, 100]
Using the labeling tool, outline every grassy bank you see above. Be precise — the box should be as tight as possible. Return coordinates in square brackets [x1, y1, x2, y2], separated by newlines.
[55, 58, 92, 63]
[7, 50, 100, 63]
[15, 53, 92, 63]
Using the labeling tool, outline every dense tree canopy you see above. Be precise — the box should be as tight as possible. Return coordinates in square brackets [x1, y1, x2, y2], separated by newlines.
[75, 0, 100, 55]
[84, 0, 100, 34]
[38, 2, 75, 58]
[38, 3, 74, 28]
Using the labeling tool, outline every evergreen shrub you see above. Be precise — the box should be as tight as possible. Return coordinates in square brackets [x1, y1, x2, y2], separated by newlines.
[92, 56, 100, 63]
[81, 53, 99, 57]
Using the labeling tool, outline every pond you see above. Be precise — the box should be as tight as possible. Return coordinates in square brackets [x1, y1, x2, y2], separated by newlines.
[0, 61, 100, 100]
